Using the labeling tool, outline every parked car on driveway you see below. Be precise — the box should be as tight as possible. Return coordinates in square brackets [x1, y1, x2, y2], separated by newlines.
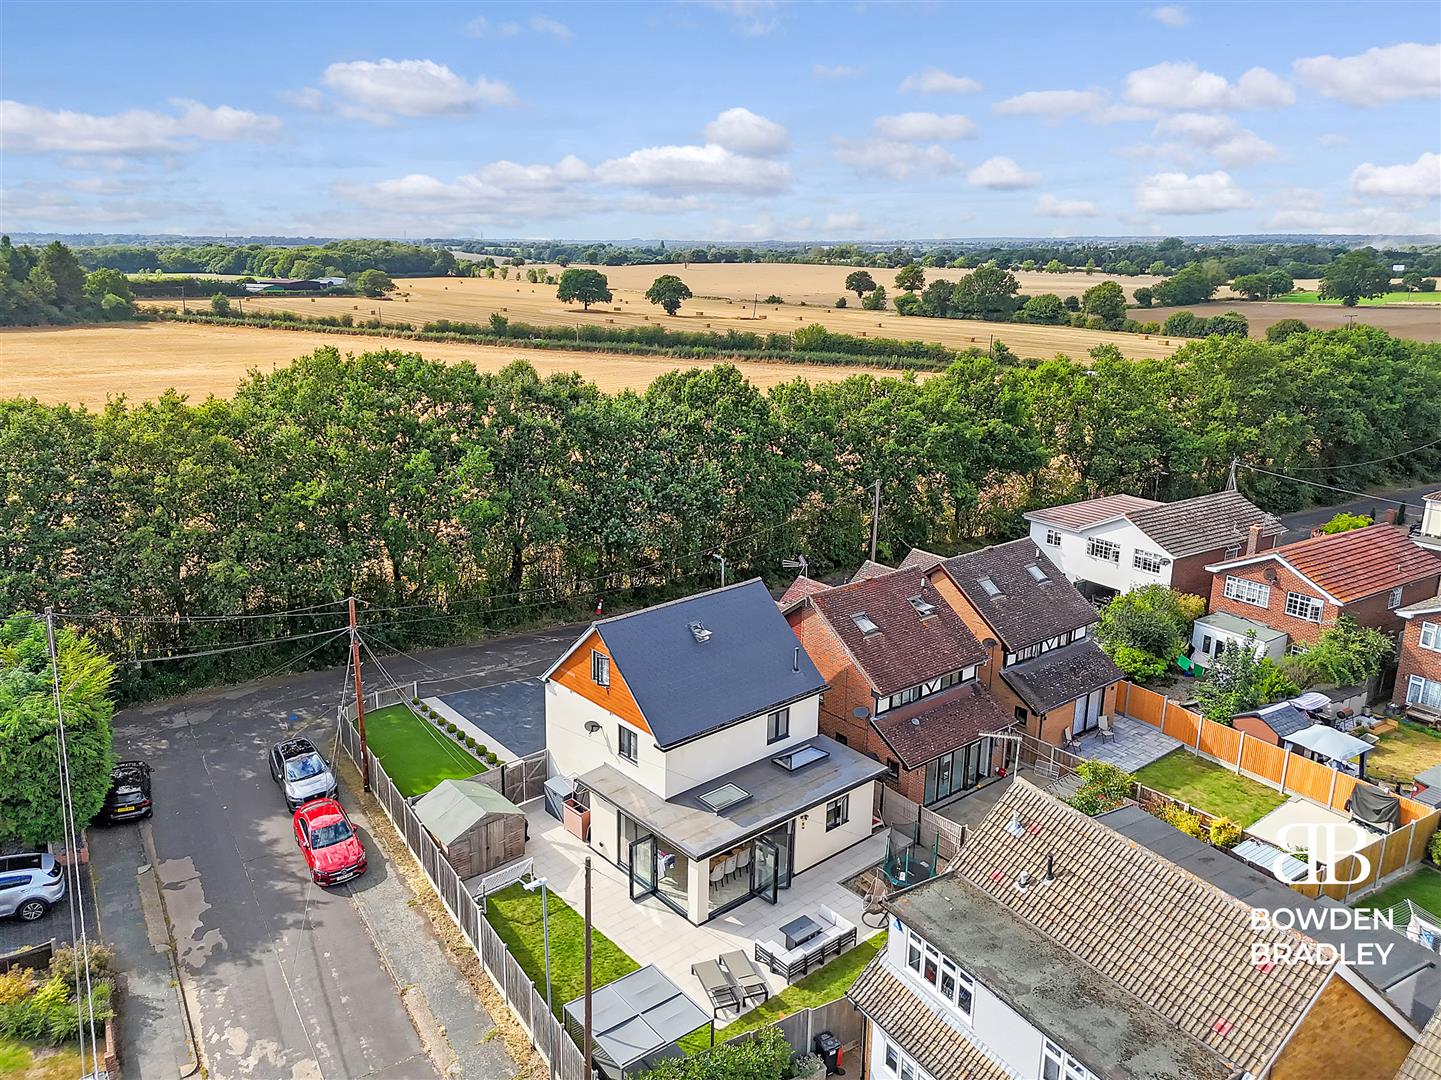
[293, 798, 366, 886]
[0, 852, 65, 922]
[102, 760, 153, 821]
[269, 737, 338, 810]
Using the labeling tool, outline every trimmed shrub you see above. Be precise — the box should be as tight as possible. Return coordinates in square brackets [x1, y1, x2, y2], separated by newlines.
[1068, 760, 1137, 816]
[1156, 802, 1207, 840]
[1209, 817, 1243, 849]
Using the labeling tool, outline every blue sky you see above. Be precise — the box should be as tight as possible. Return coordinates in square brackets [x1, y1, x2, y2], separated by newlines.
[2, 0, 1438, 241]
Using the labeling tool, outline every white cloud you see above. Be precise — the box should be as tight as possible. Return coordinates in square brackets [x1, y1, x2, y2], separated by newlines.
[596, 143, 790, 193]
[529, 15, 574, 40]
[899, 67, 981, 94]
[1295, 43, 1441, 106]
[690, 1, 785, 36]
[873, 112, 976, 141]
[812, 63, 859, 80]
[1318, 132, 1349, 147]
[1151, 112, 1278, 166]
[1034, 194, 1099, 217]
[993, 89, 1107, 119]
[321, 59, 515, 118]
[703, 107, 790, 156]
[464, 16, 520, 37]
[831, 137, 964, 179]
[1135, 170, 1253, 213]
[1350, 152, 1441, 201]
[967, 155, 1040, 189]
[1090, 103, 1160, 124]
[1151, 5, 1188, 26]
[1265, 206, 1437, 235]
[0, 98, 281, 154]
[1124, 61, 1293, 110]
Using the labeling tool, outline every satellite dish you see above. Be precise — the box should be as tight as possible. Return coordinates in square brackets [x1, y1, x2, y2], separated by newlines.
[852, 706, 871, 721]
[1263, 568, 1279, 583]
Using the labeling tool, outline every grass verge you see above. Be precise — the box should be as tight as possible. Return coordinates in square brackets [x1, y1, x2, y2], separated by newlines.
[0, 1040, 84, 1080]
[1271, 291, 1440, 305]
[676, 932, 887, 1055]
[361, 703, 487, 797]
[1134, 749, 1287, 826]
[1351, 865, 1441, 919]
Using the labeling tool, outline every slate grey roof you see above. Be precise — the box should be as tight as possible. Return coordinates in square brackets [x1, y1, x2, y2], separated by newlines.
[1126, 490, 1285, 559]
[414, 780, 523, 846]
[590, 578, 827, 749]
[1102, 804, 1441, 1030]
[1000, 639, 1123, 715]
[939, 539, 1098, 650]
[578, 734, 884, 860]
[1233, 700, 1313, 739]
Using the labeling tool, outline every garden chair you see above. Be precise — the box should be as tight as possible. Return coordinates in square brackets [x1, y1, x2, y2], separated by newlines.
[1097, 715, 1115, 741]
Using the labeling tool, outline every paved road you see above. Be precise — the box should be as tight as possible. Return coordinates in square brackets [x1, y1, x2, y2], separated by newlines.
[1277, 482, 1439, 541]
[111, 623, 579, 1079]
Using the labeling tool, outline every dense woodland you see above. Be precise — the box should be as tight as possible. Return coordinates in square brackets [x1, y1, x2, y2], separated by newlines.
[72, 239, 456, 278]
[3, 327, 1437, 702]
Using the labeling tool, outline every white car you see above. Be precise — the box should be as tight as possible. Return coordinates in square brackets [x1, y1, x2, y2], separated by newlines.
[269, 737, 339, 811]
[0, 852, 66, 922]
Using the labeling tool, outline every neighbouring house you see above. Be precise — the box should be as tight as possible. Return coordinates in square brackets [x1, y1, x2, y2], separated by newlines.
[847, 779, 1430, 1080]
[542, 579, 885, 925]
[783, 566, 1012, 809]
[1413, 490, 1441, 555]
[1395, 592, 1441, 722]
[1231, 695, 1325, 746]
[413, 779, 527, 879]
[1205, 523, 1441, 651]
[1189, 609, 1289, 668]
[1024, 489, 1284, 601]
[241, 277, 324, 293]
[901, 541, 1124, 746]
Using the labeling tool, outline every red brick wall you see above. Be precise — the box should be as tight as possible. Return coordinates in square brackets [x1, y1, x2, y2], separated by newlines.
[1208, 561, 1441, 647]
[1393, 615, 1441, 707]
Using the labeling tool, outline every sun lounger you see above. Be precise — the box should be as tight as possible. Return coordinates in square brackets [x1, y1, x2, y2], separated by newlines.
[691, 959, 740, 1016]
[719, 949, 769, 1007]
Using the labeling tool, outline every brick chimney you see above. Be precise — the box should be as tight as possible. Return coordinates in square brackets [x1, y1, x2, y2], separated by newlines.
[1245, 523, 1264, 555]
[1382, 507, 1398, 525]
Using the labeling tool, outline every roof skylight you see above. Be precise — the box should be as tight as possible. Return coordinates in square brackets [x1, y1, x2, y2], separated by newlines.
[1025, 564, 1049, 583]
[772, 745, 831, 772]
[908, 596, 937, 617]
[697, 783, 751, 812]
[851, 613, 880, 634]
[977, 577, 1002, 597]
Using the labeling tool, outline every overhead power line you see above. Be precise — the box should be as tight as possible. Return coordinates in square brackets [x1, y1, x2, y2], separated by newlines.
[1236, 463, 1425, 507]
[1275, 435, 1441, 473]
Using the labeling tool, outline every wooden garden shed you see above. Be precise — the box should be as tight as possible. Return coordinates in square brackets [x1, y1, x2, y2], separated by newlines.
[414, 779, 527, 878]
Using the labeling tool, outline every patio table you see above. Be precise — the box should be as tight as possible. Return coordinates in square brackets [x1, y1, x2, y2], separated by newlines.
[780, 915, 821, 950]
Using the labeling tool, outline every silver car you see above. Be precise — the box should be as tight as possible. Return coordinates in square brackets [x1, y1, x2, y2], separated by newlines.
[269, 737, 338, 810]
[0, 852, 66, 922]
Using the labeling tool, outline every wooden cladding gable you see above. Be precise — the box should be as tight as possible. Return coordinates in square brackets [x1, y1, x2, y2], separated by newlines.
[550, 629, 652, 734]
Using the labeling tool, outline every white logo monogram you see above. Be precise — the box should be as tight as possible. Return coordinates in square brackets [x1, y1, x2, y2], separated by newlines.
[1273, 823, 1373, 885]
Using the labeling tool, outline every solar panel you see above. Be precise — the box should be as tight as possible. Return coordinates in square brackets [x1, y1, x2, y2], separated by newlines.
[697, 783, 751, 812]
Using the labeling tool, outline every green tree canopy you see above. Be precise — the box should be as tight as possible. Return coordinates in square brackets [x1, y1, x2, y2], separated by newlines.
[0, 615, 116, 844]
[951, 266, 1020, 320]
[1318, 511, 1373, 534]
[894, 264, 925, 292]
[1193, 636, 1298, 722]
[1320, 251, 1391, 306]
[1285, 616, 1394, 688]
[844, 270, 877, 298]
[1095, 585, 1205, 682]
[643, 274, 693, 316]
[860, 285, 888, 310]
[557, 268, 612, 310]
[1265, 318, 1309, 343]
[353, 268, 395, 297]
[1081, 281, 1127, 327]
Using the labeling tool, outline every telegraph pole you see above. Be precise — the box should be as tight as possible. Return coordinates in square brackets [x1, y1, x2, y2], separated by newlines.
[1225, 457, 1238, 491]
[583, 857, 594, 1080]
[349, 597, 370, 792]
[869, 479, 882, 562]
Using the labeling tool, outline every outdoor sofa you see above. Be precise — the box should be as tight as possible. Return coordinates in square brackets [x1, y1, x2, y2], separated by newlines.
[753, 905, 857, 980]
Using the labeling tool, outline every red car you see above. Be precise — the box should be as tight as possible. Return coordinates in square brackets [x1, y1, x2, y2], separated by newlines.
[292, 798, 366, 886]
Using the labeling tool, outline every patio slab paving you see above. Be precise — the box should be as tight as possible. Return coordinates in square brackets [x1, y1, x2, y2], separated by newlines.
[1075, 715, 1183, 772]
[507, 803, 887, 1018]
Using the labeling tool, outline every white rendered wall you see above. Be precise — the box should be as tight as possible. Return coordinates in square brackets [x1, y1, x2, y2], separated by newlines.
[791, 780, 875, 874]
[1029, 518, 1175, 595]
[659, 693, 821, 798]
[545, 680, 669, 795]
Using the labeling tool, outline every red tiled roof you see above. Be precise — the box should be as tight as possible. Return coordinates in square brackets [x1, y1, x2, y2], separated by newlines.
[1025, 493, 1161, 530]
[810, 569, 988, 696]
[1425, 489, 1441, 503]
[850, 559, 894, 583]
[778, 575, 831, 607]
[871, 682, 1010, 769]
[1222, 523, 1441, 604]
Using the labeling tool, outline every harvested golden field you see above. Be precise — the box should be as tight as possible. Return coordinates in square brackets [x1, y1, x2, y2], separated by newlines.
[0, 322, 909, 407]
[225, 273, 1184, 362]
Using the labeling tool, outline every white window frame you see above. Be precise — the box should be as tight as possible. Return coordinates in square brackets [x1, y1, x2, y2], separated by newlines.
[1409, 675, 1441, 710]
[1223, 575, 1270, 608]
[825, 794, 849, 831]
[902, 927, 975, 1021]
[1421, 621, 1441, 652]
[617, 725, 638, 764]
[1284, 591, 1324, 623]
[766, 707, 790, 744]
[1042, 1040, 1098, 1080]
[1132, 549, 1165, 575]
[1085, 536, 1120, 564]
[1045, 528, 1062, 547]
[1389, 586, 1404, 610]
[591, 650, 610, 687]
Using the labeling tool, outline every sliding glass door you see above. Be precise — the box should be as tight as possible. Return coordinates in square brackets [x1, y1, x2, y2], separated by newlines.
[924, 737, 994, 805]
[629, 833, 657, 901]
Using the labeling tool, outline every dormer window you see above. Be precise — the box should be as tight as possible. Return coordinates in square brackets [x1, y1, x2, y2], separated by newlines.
[591, 650, 610, 687]
[908, 596, 937, 618]
[977, 577, 1002, 597]
[852, 613, 880, 635]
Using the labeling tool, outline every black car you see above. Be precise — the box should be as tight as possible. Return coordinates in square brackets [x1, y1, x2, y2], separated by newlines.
[102, 760, 153, 822]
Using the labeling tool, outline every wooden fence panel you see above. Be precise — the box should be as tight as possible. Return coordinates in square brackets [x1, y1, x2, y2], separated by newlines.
[1115, 681, 1132, 716]
[1330, 773, 1359, 813]
[1283, 756, 1334, 805]
[1162, 707, 1201, 747]
[1198, 719, 1241, 764]
[1240, 738, 1285, 783]
[1401, 798, 1437, 826]
[1380, 825, 1415, 881]
[1127, 685, 1165, 727]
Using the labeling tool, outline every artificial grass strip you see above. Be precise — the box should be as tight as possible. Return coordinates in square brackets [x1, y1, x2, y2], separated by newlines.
[360, 703, 487, 797]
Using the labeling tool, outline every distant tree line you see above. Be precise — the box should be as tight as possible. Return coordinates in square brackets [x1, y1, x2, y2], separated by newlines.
[76, 239, 456, 278]
[1, 237, 138, 326]
[3, 326, 1436, 703]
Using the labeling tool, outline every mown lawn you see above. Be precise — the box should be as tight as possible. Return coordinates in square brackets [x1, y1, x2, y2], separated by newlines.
[677, 932, 887, 1055]
[1134, 749, 1287, 826]
[1272, 290, 1440, 305]
[1351, 866, 1441, 919]
[0, 1040, 84, 1080]
[1364, 722, 1441, 787]
[483, 882, 642, 1019]
[361, 703, 487, 797]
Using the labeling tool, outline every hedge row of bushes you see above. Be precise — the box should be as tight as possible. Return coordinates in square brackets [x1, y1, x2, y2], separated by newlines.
[0, 944, 115, 1046]
[412, 699, 502, 766]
